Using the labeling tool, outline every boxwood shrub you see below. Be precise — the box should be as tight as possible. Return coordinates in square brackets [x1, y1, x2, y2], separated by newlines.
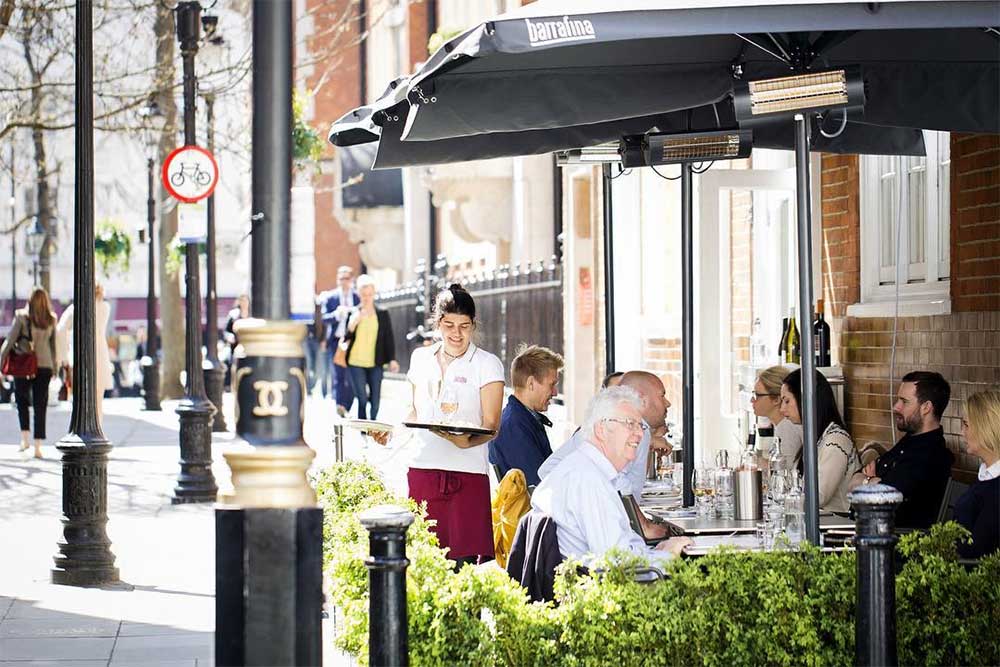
[315, 461, 1000, 667]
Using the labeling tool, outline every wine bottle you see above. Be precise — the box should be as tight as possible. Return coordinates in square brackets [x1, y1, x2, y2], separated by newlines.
[777, 317, 789, 359]
[784, 307, 800, 364]
[813, 299, 832, 367]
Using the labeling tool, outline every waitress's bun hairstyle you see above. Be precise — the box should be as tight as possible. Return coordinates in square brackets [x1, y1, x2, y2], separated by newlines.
[434, 283, 476, 323]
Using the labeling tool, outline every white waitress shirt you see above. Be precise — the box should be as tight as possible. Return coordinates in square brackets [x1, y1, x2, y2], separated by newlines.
[406, 342, 505, 475]
[531, 440, 671, 565]
[537, 421, 651, 499]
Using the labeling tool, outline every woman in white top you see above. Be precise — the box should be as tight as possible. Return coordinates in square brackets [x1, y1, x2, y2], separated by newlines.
[751, 365, 803, 465]
[57, 283, 113, 422]
[780, 368, 858, 513]
[406, 284, 505, 564]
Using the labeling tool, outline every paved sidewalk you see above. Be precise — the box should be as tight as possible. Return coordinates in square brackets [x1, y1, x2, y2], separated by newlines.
[0, 382, 413, 667]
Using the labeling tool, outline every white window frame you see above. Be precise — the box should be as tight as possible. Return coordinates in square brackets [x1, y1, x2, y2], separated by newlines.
[852, 131, 951, 317]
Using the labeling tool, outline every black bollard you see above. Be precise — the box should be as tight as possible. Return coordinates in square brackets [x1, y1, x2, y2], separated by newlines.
[849, 483, 904, 667]
[360, 505, 414, 667]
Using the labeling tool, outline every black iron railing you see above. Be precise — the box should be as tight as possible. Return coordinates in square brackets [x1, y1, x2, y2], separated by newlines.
[377, 255, 564, 381]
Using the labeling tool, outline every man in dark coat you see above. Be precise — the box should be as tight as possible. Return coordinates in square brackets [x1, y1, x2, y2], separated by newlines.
[860, 371, 954, 529]
[489, 345, 563, 486]
[322, 265, 360, 417]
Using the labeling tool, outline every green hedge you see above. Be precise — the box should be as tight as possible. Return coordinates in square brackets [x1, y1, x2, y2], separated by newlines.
[315, 461, 1000, 667]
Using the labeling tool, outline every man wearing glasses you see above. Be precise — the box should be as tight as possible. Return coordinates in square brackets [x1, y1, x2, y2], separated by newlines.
[531, 385, 691, 562]
[539, 370, 671, 499]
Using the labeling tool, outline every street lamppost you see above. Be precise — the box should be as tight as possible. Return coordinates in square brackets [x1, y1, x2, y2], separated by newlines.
[198, 22, 227, 431]
[25, 217, 46, 286]
[168, 0, 218, 503]
[140, 97, 164, 411]
[52, 0, 119, 587]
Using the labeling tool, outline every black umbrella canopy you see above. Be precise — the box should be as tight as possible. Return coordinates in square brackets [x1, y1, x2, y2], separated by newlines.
[360, 101, 926, 169]
[400, 0, 999, 141]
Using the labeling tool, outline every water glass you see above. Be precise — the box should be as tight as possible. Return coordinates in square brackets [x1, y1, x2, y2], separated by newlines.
[755, 521, 768, 548]
[715, 469, 735, 520]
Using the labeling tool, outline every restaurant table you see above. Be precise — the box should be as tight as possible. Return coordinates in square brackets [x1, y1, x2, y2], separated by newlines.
[681, 533, 854, 557]
[644, 510, 855, 536]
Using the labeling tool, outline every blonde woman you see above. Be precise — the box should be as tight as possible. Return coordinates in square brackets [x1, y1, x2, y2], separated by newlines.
[1, 287, 58, 458]
[956, 390, 1000, 558]
[57, 284, 113, 422]
[751, 365, 803, 464]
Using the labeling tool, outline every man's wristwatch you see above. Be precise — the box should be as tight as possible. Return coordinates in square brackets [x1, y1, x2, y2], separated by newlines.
[864, 476, 874, 485]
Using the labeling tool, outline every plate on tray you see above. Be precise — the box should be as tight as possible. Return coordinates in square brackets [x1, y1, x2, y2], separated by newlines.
[346, 419, 394, 433]
[403, 421, 496, 437]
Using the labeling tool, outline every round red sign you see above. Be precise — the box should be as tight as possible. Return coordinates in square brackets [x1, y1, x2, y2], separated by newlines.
[162, 145, 220, 203]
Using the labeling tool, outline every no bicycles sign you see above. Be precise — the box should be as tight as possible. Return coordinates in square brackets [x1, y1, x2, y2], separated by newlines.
[162, 145, 219, 203]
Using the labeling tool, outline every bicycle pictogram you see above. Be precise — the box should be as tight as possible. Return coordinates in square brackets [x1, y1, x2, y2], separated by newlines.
[169, 162, 212, 188]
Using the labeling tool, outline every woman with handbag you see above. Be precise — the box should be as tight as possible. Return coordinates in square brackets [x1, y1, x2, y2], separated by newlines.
[1, 286, 58, 458]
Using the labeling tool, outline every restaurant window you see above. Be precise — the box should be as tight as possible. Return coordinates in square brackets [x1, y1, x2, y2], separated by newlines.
[857, 131, 950, 312]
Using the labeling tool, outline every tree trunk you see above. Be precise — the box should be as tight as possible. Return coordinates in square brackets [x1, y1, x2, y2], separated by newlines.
[24, 19, 52, 295]
[155, 3, 184, 399]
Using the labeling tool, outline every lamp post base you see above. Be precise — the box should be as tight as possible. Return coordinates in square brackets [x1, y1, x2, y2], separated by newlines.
[142, 358, 161, 411]
[204, 363, 227, 432]
[174, 398, 218, 504]
[51, 435, 120, 587]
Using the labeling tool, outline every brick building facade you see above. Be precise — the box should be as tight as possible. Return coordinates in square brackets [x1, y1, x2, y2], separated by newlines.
[821, 133, 1000, 475]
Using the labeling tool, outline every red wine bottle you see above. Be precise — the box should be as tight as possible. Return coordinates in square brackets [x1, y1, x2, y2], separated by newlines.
[813, 299, 831, 367]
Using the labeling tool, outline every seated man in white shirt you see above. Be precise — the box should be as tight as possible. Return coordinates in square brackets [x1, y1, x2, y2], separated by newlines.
[531, 386, 691, 564]
[538, 370, 671, 538]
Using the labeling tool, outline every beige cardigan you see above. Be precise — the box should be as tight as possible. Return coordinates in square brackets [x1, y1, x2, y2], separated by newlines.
[1, 309, 58, 371]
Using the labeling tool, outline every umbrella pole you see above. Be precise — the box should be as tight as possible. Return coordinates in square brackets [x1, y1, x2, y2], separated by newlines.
[602, 164, 616, 377]
[681, 163, 695, 507]
[794, 113, 820, 545]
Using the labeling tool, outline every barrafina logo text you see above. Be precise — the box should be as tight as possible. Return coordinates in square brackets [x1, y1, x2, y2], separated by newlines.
[525, 15, 596, 47]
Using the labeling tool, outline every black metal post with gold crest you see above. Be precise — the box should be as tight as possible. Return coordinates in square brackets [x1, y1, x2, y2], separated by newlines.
[215, 2, 322, 664]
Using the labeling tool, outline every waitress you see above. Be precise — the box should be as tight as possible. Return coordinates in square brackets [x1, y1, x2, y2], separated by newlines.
[406, 284, 504, 565]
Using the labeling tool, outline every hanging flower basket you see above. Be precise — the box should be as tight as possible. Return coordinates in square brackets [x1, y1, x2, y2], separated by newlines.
[94, 218, 133, 278]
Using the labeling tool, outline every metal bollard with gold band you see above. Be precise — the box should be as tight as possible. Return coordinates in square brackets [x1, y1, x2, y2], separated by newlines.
[223, 318, 316, 508]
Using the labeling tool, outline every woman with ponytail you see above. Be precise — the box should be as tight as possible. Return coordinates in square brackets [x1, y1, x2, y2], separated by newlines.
[405, 284, 505, 565]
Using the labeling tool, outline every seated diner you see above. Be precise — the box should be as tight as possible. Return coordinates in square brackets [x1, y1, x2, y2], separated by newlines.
[530, 386, 691, 564]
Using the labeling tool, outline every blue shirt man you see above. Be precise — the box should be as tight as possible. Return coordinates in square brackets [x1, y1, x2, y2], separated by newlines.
[488, 345, 564, 486]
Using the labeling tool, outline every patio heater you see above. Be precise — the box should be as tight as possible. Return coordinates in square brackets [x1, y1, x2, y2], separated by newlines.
[557, 127, 755, 508]
[734, 66, 866, 545]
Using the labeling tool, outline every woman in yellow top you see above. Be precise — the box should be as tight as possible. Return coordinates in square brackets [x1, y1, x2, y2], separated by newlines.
[344, 275, 399, 419]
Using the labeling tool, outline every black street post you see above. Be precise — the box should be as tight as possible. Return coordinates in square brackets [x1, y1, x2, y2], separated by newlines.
[361, 506, 414, 667]
[141, 98, 163, 411]
[849, 483, 904, 667]
[142, 155, 161, 410]
[172, 0, 217, 504]
[202, 92, 226, 431]
[216, 2, 321, 665]
[51, 0, 119, 587]
[140, 96, 163, 411]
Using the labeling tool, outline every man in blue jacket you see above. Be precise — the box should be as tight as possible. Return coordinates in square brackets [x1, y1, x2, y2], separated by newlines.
[489, 344, 564, 486]
[322, 265, 360, 417]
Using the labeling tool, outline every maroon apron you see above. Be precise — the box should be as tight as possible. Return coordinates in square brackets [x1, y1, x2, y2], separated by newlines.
[407, 468, 494, 561]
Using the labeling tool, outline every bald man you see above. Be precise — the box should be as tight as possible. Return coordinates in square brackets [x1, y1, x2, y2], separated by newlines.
[538, 370, 671, 499]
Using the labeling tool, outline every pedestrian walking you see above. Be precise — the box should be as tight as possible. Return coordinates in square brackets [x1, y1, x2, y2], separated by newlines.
[405, 284, 505, 565]
[57, 283, 113, 423]
[311, 297, 329, 397]
[343, 275, 399, 420]
[1, 286, 59, 458]
[223, 294, 249, 391]
[323, 266, 360, 417]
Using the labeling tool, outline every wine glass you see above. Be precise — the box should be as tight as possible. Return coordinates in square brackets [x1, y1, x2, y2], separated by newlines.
[692, 465, 716, 519]
[439, 385, 459, 424]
